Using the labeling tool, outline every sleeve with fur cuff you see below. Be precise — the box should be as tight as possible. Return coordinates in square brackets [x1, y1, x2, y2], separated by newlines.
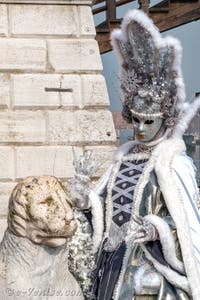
[88, 190, 104, 254]
[144, 214, 185, 275]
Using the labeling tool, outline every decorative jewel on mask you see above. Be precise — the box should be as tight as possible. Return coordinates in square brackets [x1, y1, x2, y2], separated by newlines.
[164, 117, 176, 128]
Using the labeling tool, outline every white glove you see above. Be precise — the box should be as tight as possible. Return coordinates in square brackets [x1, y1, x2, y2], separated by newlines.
[68, 150, 100, 210]
[128, 214, 158, 244]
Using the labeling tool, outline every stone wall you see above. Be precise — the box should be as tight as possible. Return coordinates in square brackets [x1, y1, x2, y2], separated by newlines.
[0, 0, 116, 240]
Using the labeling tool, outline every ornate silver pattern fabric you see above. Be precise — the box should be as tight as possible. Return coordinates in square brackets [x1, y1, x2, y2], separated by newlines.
[111, 10, 185, 128]
[68, 210, 94, 300]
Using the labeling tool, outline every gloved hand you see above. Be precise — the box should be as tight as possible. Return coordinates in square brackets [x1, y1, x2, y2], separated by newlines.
[68, 175, 90, 209]
[127, 214, 158, 243]
[68, 150, 99, 210]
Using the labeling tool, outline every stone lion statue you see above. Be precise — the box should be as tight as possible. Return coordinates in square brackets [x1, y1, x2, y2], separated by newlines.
[0, 176, 84, 300]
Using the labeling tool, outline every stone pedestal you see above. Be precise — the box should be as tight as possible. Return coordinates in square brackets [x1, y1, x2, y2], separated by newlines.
[0, 0, 116, 240]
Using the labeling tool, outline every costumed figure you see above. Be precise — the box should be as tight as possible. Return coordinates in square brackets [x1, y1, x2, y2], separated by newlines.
[68, 9, 200, 300]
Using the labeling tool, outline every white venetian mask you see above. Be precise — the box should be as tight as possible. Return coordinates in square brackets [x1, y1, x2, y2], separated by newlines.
[131, 111, 164, 143]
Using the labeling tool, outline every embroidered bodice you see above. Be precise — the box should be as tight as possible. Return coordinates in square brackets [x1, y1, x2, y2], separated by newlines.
[112, 160, 147, 227]
[102, 154, 149, 252]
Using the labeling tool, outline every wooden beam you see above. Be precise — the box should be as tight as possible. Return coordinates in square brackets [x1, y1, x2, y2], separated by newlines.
[149, 0, 169, 13]
[93, 0, 135, 15]
[138, 0, 150, 14]
[93, 0, 104, 4]
[96, 1, 200, 53]
[152, 1, 200, 32]
[93, 0, 135, 5]
[96, 22, 121, 53]
[107, 0, 116, 22]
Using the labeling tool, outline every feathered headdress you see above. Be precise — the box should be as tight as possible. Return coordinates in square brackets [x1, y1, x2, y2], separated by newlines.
[111, 9, 200, 136]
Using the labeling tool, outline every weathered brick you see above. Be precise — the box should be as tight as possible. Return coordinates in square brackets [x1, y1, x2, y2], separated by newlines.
[15, 146, 83, 179]
[0, 5, 8, 36]
[10, 5, 79, 36]
[48, 39, 102, 72]
[84, 145, 116, 177]
[0, 182, 16, 216]
[0, 39, 46, 71]
[0, 74, 10, 108]
[0, 147, 14, 180]
[82, 75, 110, 107]
[12, 74, 82, 108]
[47, 110, 116, 143]
[0, 112, 45, 143]
[79, 6, 96, 37]
[0, 218, 7, 242]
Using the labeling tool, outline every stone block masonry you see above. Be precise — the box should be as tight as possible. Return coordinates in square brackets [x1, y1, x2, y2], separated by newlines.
[0, 39, 46, 71]
[0, 5, 8, 36]
[0, 0, 116, 241]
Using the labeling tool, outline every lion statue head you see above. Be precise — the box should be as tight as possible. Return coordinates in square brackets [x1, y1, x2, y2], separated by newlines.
[8, 176, 77, 247]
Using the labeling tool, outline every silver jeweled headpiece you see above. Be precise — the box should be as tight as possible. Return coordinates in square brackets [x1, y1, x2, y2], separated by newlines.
[111, 10, 186, 128]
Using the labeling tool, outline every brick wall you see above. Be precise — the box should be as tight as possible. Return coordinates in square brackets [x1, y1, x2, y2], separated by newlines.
[0, 1, 116, 240]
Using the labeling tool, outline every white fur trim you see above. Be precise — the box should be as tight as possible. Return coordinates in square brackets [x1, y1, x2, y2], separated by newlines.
[110, 29, 125, 66]
[154, 138, 200, 299]
[89, 190, 103, 253]
[121, 10, 161, 44]
[144, 214, 185, 274]
[104, 160, 122, 237]
[113, 140, 136, 161]
[141, 244, 190, 294]
[173, 96, 200, 138]
[94, 164, 113, 196]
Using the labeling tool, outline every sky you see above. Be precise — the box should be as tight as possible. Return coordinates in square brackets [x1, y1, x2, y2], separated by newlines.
[94, 3, 200, 111]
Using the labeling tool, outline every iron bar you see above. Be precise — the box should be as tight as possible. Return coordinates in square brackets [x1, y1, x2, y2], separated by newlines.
[45, 88, 73, 92]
